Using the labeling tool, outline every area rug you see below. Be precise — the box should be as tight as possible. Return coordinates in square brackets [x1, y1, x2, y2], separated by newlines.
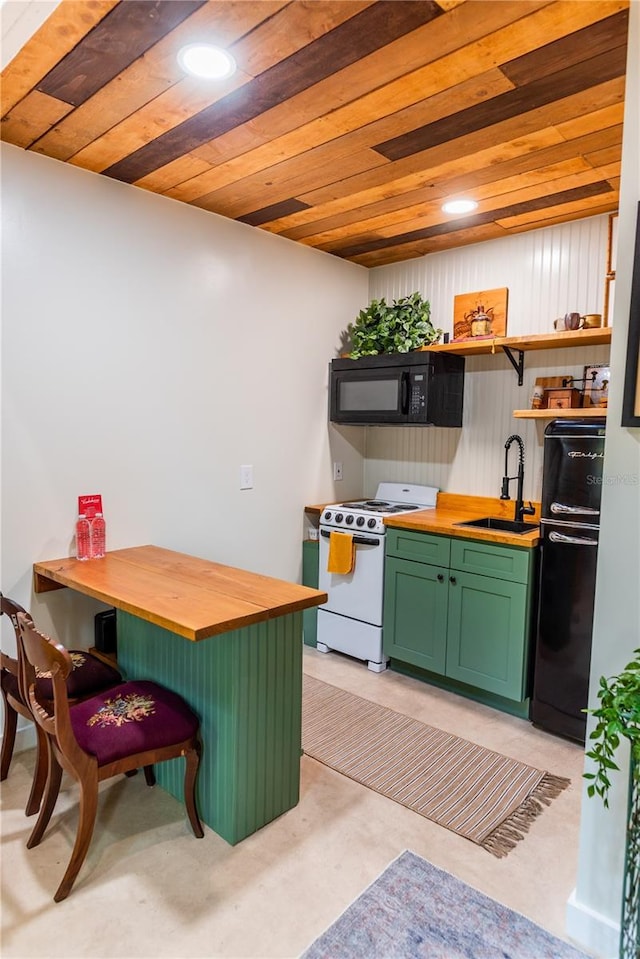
[302, 676, 569, 857]
[300, 850, 590, 959]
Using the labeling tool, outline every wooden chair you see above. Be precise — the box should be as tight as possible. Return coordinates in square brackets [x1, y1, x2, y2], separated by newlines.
[17, 613, 204, 902]
[1, 594, 121, 815]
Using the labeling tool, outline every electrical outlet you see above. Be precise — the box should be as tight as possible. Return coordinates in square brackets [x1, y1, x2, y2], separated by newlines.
[240, 465, 253, 490]
[333, 461, 343, 481]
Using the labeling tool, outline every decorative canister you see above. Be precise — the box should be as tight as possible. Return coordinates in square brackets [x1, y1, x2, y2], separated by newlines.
[471, 314, 491, 336]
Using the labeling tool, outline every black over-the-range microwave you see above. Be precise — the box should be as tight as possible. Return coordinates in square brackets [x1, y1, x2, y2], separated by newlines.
[329, 351, 465, 426]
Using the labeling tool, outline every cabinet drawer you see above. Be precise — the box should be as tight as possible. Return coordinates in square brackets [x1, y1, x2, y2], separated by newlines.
[386, 528, 450, 566]
[450, 538, 530, 584]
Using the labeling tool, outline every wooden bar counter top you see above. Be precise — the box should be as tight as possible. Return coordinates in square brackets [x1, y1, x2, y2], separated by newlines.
[33, 545, 327, 845]
[34, 544, 327, 640]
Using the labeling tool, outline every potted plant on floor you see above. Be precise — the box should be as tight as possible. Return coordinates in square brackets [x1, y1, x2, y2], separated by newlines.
[584, 648, 640, 959]
[346, 292, 442, 358]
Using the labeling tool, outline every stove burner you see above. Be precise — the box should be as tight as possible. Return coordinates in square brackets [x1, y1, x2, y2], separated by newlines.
[339, 499, 421, 514]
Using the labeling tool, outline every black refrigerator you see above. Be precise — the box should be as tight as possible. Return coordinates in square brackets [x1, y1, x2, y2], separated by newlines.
[530, 417, 607, 744]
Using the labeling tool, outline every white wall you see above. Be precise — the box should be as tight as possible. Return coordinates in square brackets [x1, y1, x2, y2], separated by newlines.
[567, 2, 640, 955]
[0, 143, 368, 658]
[365, 216, 610, 501]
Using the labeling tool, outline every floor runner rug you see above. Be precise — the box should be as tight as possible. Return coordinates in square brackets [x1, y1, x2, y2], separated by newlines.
[302, 676, 569, 857]
[300, 850, 589, 959]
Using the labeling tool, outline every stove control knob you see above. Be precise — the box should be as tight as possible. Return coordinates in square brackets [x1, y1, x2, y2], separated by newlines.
[356, 516, 365, 527]
[324, 511, 332, 522]
[345, 514, 354, 525]
[367, 518, 377, 529]
[335, 513, 344, 523]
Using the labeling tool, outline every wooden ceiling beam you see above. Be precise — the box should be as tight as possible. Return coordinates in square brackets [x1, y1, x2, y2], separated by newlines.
[328, 180, 613, 259]
[495, 189, 619, 230]
[174, 64, 621, 223]
[0, 0, 628, 266]
[29, 1, 289, 165]
[160, 0, 614, 207]
[184, 1, 549, 171]
[277, 105, 622, 242]
[0, 91, 72, 149]
[0, 1, 118, 116]
[290, 162, 613, 249]
[351, 222, 510, 266]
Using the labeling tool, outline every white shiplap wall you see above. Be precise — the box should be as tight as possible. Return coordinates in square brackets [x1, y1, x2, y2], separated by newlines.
[363, 216, 610, 501]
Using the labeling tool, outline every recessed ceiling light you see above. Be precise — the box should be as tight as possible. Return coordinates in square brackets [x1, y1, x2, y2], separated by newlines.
[442, 199, 479, 215]
[177, 43, 236, 80]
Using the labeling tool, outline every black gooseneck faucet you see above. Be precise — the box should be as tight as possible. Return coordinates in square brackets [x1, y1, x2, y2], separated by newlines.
[500, 434, 536, 524]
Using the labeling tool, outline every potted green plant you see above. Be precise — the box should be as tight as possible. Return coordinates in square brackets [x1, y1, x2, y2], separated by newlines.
[585, 648, 640, 807]
[347, 292, 442, 359]
[585, 649, 640, 959]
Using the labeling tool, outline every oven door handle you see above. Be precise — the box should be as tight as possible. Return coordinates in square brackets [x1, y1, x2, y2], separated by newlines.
[320, 530, 381, 546]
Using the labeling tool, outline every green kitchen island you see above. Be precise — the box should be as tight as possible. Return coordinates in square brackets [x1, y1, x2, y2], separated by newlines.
[33, 545, 327, 844]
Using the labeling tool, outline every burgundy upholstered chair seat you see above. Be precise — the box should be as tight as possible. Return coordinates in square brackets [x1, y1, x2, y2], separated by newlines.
[70, 680, 200, 767]
[35, 651, 121, 700]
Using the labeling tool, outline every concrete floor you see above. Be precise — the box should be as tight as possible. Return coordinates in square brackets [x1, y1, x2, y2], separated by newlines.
[1, 645, 587, 958]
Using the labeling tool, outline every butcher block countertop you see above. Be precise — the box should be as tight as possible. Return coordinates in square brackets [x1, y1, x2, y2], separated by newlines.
[34, 544, 327, 641]
[306, 493, 541, 548]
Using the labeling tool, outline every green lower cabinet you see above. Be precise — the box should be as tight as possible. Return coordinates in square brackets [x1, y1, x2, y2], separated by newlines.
[302, 539, 319, 647]
[384, 528, 536, 709]
[445, 570, 529, 701]
[384, 557, 447, 673]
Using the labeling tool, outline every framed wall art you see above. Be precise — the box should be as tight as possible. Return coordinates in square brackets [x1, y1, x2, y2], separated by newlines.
[621, 202, 640, 427]
[453, 288, 508, 341]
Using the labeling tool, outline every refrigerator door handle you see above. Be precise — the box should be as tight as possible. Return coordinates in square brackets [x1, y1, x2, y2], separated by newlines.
[550, 502, 600, 516]
[549, 530, 598, 546]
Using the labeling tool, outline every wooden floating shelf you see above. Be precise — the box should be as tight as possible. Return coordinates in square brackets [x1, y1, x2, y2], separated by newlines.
[513, 408, 608, 419]
[423, 327, 612, 356]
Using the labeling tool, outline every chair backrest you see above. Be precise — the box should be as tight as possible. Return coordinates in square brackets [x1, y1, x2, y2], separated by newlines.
[1, 593, 29, 636]
[1, 593, 30, 693]
[17, 613, 76, 753]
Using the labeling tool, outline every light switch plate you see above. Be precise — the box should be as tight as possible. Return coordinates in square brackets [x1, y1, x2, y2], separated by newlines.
[240, 465, 253, 489]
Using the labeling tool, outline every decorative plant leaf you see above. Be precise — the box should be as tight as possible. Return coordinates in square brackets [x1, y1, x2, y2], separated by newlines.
[347, 292, 442, 358]
[584, 648, 640, 807]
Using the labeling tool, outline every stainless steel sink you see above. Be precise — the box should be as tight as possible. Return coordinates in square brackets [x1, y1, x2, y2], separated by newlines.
[456, 517, 539, 535]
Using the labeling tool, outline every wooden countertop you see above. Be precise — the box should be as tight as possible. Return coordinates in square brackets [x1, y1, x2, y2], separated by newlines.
[306, 493, 541, 548]
[34, 545, 327, 642]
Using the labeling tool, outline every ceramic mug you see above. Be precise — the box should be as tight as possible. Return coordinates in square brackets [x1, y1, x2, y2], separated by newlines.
[581, 313, 602, 328]
[564, 312, 581, 330]
[553, 316, 579, 330]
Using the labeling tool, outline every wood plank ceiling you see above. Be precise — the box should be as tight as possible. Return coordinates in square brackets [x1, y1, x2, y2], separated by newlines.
[1, 0, 629, 267]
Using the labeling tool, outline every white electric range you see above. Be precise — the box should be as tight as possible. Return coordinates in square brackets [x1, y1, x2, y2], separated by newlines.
[317, 482, 438, 672]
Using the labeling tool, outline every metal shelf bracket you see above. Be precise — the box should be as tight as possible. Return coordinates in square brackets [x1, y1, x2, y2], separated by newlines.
[502, 346, 525, 385]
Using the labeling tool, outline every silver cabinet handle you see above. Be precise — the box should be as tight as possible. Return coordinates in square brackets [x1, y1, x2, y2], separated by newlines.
[549, 531, 598, 546]
[550, 502, 600, 516]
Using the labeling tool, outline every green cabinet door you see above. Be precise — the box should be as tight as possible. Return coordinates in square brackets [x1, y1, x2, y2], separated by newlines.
[383, 556, 448, 674]
[445, 569, 530, 701]
[302, 539, 319, 647]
